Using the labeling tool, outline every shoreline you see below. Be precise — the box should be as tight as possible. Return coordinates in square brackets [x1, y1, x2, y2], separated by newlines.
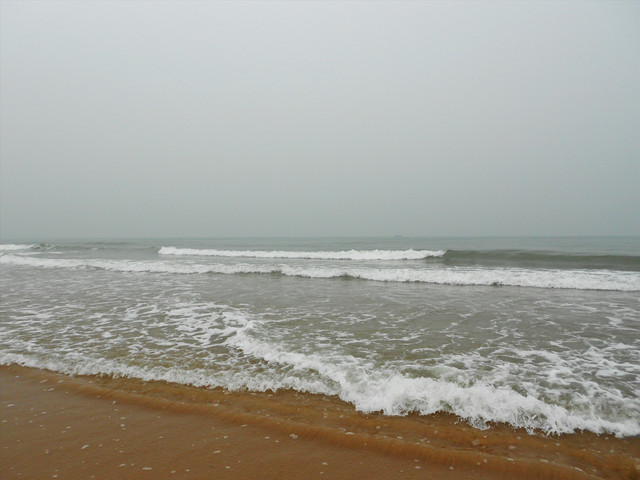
[1, 365, 639, 479]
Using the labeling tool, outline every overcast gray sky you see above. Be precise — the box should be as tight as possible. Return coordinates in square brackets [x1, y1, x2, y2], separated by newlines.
[1, 0, 638, 239]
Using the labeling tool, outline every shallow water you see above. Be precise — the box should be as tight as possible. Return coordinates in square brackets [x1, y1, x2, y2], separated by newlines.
[1, 237, 639, 436]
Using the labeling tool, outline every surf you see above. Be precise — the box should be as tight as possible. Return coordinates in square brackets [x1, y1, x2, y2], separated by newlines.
[159, 246, 446, 260]
[2, 254, 639, 291]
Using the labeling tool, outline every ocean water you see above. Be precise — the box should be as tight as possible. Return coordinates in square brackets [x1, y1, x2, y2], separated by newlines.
[1, 237, 639, 437]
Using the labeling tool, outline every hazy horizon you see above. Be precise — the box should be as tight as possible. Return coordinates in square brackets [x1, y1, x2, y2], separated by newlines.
[2, 1, 639, 239]
[2, 235, 640, 246]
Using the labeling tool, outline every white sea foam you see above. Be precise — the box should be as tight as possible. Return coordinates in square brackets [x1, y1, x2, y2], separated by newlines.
[159, 246, 445, 260]
[3, 238, 639, 439]
[0, 244, 34, 251]
[282, 265, 640, 291]
[224, 328, 640, 436]
[2, 254, 639, 291]
[0, 254, 277, 275]
[4, 337, 638, 437]
[2, 296, 638, 437]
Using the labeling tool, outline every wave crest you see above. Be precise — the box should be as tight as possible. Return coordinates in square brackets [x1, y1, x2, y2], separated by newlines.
[2, 254, 639, 291]
[0, 244, 35, 251]
[159, 246, 445, 260]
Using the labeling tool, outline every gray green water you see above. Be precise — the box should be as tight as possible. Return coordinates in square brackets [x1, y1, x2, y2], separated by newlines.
[1, 237, 639, 436]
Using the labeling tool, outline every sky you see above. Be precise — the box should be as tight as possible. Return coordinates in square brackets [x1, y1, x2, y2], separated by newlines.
[1, 1, 639, 239]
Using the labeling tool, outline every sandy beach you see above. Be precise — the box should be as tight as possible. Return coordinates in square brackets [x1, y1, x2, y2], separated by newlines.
[1, 365, 638, 480]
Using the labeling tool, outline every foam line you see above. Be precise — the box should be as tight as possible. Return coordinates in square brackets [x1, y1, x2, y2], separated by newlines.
[2, 254, 638, 291]
[159, 247, 446, 260]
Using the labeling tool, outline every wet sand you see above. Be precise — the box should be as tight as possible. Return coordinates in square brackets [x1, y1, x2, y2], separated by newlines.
[1, 365, 639, 480]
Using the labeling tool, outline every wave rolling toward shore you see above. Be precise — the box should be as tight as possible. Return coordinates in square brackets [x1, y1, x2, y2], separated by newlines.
[1, 237, 639, 443]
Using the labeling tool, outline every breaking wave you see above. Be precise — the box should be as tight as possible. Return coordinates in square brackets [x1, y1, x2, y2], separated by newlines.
[2, 254, 638, 291]
[159, 246, 445, 260]
[3, 341, 638, 438]
[0, 244, 35, 251]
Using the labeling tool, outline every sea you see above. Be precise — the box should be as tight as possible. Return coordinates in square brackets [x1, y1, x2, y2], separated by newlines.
[1, 236, 639, 438]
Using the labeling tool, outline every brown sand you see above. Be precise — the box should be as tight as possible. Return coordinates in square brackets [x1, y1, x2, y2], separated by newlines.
[1, 365, 639, 480]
